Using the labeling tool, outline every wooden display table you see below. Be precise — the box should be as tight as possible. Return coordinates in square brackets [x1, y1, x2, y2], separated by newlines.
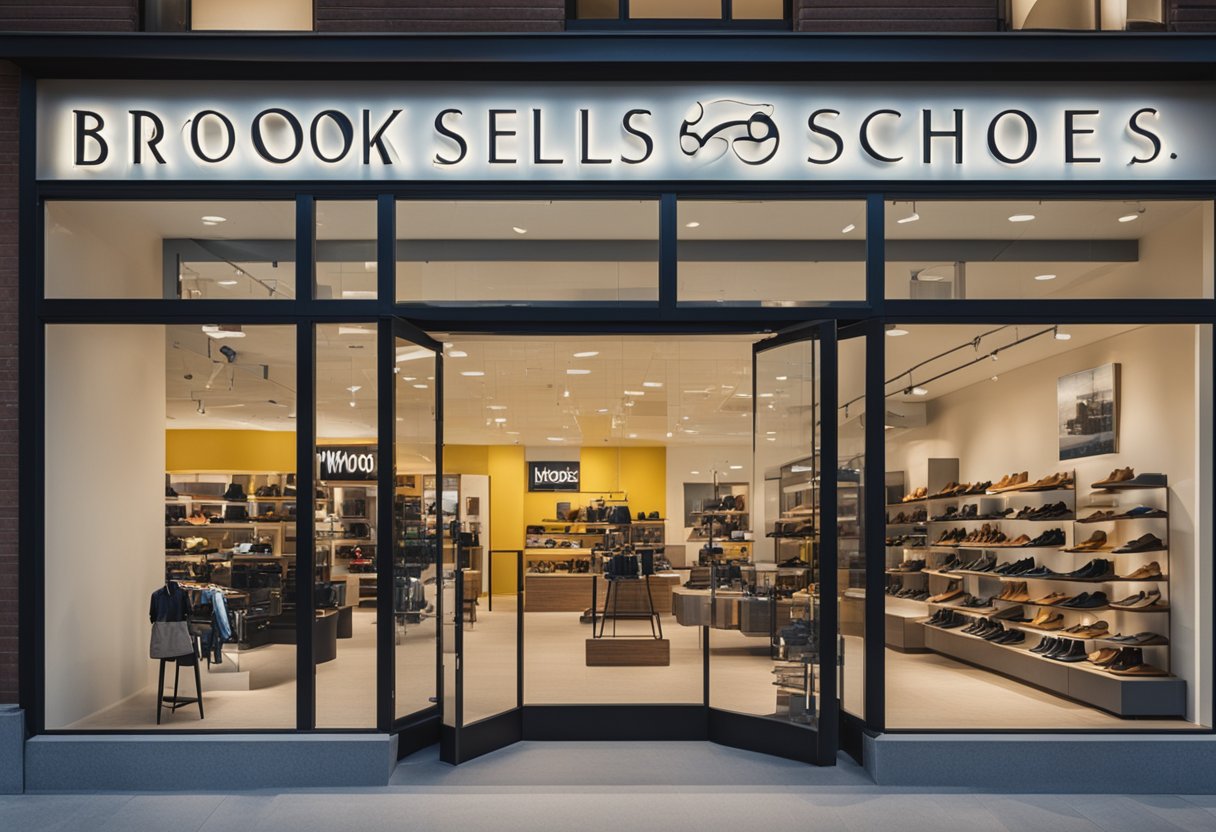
[524, 571, 681, 613]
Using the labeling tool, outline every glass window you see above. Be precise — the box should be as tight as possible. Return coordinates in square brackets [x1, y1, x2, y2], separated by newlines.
[884, 322, 1210, 729]
[393, 339, 440, 721]
[838, 334, 866, 719]
[192, 0, 312, 30]
[885, 200, 1214, 301]
[395, 201, 658, 305]
[316, 201, 378, 301]
[45, 323, 297, 729]
[572, 0, 784, 20]
[1011, 0, 1164, 31]
[314, 323, 379, 728]
[45, 201, 297, 300]
[678, 200, 867, 306]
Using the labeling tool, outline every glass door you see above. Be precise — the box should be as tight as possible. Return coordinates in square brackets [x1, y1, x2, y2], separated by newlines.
[708, 321, 838, 764]
[386, 320, 443, 735]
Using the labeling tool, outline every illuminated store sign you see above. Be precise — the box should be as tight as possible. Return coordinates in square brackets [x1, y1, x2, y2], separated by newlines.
[318, 445, 376, 481]
[528, 461, 581, 492]
[36, 81, 1216, 181]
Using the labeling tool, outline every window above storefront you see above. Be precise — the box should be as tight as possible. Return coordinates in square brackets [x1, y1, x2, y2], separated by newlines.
[568, 0, 790, 28]
[143, 0, 313, 32]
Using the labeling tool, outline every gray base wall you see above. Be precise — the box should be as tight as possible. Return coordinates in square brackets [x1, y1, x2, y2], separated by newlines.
[25, 733, 398, 792]
[0, 706, 23, 793]
[866, 732, 1216, 792]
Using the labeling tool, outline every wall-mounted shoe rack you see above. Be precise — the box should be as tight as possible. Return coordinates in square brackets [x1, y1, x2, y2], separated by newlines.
[885, 466, 1184, 718]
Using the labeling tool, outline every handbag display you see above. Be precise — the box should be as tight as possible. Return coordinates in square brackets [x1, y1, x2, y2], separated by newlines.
[150, 620, 193, 659]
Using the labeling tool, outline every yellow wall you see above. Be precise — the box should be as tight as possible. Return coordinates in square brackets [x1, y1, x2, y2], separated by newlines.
[521, 446, 666, 526]
[166, 429, 296, 472]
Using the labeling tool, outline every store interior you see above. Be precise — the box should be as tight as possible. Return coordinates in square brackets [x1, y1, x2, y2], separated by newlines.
[40, 197, 1212, 736]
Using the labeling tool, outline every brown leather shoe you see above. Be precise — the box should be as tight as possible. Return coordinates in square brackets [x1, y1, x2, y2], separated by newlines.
[1088, 648, 1120, 666]
[1032, 591, 1070, 606]
[1078, 509, 1117, 524]
[1120, 561, 1163, 581]
[1063, 530, 1109, 552]
[992, 471, 1030, 492]
[991, 473, 1013, 491]
[1071, 621, 1110, 639]
[1093, 467, 1134, 488]
[1004, 534, 1032, 547]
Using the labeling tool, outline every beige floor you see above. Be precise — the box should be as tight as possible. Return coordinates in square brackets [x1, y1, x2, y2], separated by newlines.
[70, 600, 1195, 731]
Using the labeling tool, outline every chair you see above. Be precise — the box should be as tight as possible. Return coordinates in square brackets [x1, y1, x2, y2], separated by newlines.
[155, 635, 204, 724]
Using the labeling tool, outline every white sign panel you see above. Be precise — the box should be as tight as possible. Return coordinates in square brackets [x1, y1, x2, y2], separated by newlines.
[35, 80, 1216, 181]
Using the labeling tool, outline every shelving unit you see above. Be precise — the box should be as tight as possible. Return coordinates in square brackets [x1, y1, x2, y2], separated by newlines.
[886, 466, 1182, 717]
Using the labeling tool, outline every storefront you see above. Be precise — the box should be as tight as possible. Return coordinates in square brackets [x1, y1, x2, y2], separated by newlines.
[12, 34, 1216, 789]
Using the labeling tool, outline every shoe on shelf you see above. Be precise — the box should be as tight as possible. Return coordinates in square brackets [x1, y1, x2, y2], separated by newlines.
[1059, 559, 1115, 581]
[1119, 631, 1169, 646]
[1110, 589, 1166, 610]
[1112, 533, 1167, 553]
[1092, 468, 1135, 488]
[1059, 591, 1109, 609]
[1087, 647, 1121, 666]
[1120, 561, 1164, 581]
[928, 581, 964, 604]
[1063, 530, 1109, 552]
[1056, 640, 1091, 662]
[990, 472, 1030, 493]
[1116, 505, 1169, 520]
[1099, 472, 1167, 491]
[993, 605, 1029, 622]
[1031, 592, 1070, 607]
[1067, 620, 1110, 639]
[1030, 636, 1058, 654]
[1078, 510, 1118, 524]
[1027, 609, 1065, 630]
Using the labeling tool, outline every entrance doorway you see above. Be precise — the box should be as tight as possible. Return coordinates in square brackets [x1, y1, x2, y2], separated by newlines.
[420, 325, 847, 765]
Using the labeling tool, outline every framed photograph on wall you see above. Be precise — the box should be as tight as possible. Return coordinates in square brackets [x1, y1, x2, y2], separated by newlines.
[1058, 363, 1120, 460]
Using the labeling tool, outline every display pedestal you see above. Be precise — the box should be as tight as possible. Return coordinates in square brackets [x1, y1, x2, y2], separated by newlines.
[585, 638, 671, 666]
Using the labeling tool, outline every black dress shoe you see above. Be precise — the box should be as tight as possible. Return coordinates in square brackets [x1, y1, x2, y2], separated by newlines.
[981, 623, 1007, 641]
[940, 611, 968, 630]
[1107, 647, 1145, 672]
[1045, 638, 1075, 659]
[1060, 591, 1108, 609]
[1031, 636, 1057, 654]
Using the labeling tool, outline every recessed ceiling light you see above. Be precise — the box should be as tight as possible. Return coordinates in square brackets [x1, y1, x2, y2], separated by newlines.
[896, 211, 919, 224]
[596, 408, 609, 414]
[396, 347, 431, 363]
[884, 425, 893, 430]
[682, 416, 690, 421]
[201, 215, 226, 223]
[567, 369, 591, 375]
[346, 385, 362, 394]
[624, 401, 635, 408]
[1034, 274, 1057, 282]
[573, 351, 599, 358]
[1008, 214, 1036, 223]
[506, 431, 520, 436]
[402, 376, 416, 382]
[448, 350, 468, 358]
[413, 383, 428, 389]
[775, 375, 788, 381]
[841, 223, 856, 234]
[1055, 331, 1072, 341]
[628, 433, 638, 439]
[886, 327, 909, 337]
[341, 290, 376, 299]
[488, 405, 507, 411]
[624, 390, 645, 396]
[765, 436, 777, 442]
[690, 470, 700, 475]
[494, 418, 507, 423]
[730, 465, 743, 470]
[1118, 213, 1139, 223]
[642, 381, 663, 388]
[460, 371, 485, 377]
[734, 393, 752, 399]
[512, 226, 528, 234]
[766, 431, 776, 435]
[217, 280, 239, 287]
[547, 436, 563, 441]
[666, 431, 673, 438]
[911, 386, 928, 396]
[363, 261, 377, 272]
[758, 393, 774, 398]
[991, 375, 999, 382]
[685, 221, 700, 228]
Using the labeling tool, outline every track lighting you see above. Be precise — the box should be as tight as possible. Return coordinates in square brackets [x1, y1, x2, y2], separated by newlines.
[897, 201, 920, 224]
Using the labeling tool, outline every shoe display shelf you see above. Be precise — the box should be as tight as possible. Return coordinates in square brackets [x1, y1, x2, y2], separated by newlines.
[917, 471, 1180, 716]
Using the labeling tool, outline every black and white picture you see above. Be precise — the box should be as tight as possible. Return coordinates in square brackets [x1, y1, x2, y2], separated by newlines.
[1058, 363, 1119, 460]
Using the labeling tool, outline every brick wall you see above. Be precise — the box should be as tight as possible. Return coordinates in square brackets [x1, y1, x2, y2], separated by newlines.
[795, 0, 1001, 31]
[315, 0, 565, 32]
[1172, 0, 1216, 30]
[0, 1, 138, 32]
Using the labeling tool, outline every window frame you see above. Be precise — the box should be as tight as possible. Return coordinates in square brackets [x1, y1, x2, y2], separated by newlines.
[565, 0, 792, 30]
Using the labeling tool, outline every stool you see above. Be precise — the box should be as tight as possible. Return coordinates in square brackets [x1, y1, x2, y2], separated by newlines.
[156, 637, 204, 724]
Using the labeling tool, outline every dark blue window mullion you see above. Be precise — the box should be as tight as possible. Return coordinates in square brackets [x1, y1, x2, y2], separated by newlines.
[295, 195, 317, 730]
[659, 194, 677, 312]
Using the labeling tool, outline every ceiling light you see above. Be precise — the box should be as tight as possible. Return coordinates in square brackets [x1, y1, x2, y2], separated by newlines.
[338, 325, 374, 336]
[341, 290, 376, 299]
[346, 385, 362, 394]
[563, 388, 570, 398]
[396, 347, 431, 363]
[201, 324, 245, 339]
[886, 326, 909, 337]
[729, 465, 743, 470]
[628, 433, 638, 439]
[765, 436, 777, 442]
[624, 390, 645, 396]
[917, 272, 945, 282]
[991, 375, 999, 382]
[666, 431, 673, 438]
[624, 401, 635, 408]
[547, 436, 563, 442]
[573, 351, 599, 358]
[1055, 331, 1072, 341]
[494, 418, 507, 423]
[201, 216, 226, 223]
[363, 261, 376, 272]
[841, 224, 856, 234]
[488, 405, 507, 411]
[1008, 214, 1036, 223]
[217, 280, 239, 287]
[775, 375, 788, 381]
[567, 369, 591, 375]
[460, 371, 485, 377]
[596, 408, 609, 414]
[758, 393, 774, 398]
[897, 203, 920, 224]
[690, 470, 700, 475]
[766, 431, 776, 435]
[506, 431, 520, 436]
[884, 425, 894, 430]
[448, 350, 468, 358]
[1118, 213, 1139, 223]
[642, 381, 663, 388]
[911, 386, 928, 396]
[349, 401, 356, 408]
[413, 383, 428, 389]
[1034, 274, 1057, 282]
[734, 393, 752, 399]
[682, 416, 690, 421]
[684, 221, 700, 229]
[512, 226, 528, 235]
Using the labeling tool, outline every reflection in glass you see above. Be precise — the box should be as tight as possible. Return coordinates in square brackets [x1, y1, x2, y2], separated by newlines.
[838, 335, 865, 719]
[678, 201, 866, 306]
[316, 201, 378, 300]
[45, 201, 296, 300]
[314, 323, 378, 728]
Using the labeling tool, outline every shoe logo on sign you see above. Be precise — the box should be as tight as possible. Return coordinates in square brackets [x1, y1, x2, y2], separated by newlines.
[679, 99, 780, 165]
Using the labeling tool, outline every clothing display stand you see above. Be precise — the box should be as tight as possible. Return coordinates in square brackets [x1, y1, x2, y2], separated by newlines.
[595, 573, 664, 640]
[156, 636, 204, 724]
